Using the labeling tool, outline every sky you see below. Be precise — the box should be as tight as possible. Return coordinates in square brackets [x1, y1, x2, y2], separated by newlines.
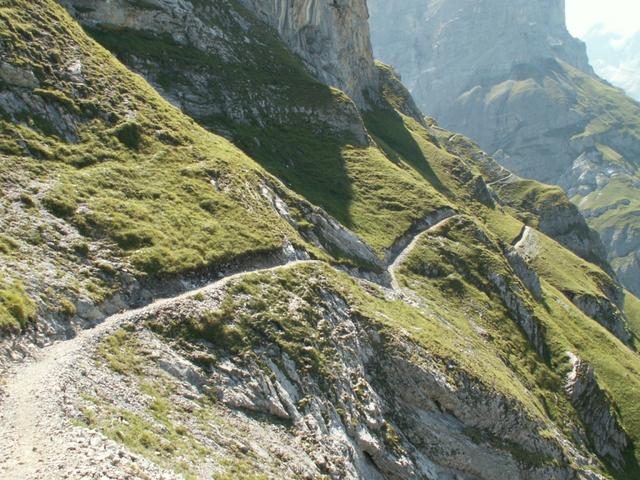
[565, 0, 640, 100]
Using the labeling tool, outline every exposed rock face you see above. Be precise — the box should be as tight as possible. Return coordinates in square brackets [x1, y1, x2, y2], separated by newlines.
[63, 0, 377, 107]
[488, 271, 548, 359]
[24, 265, 607, 480]
[566, 293, 633, 347]
[565, 354, 630, 471]
[238, 0, 379, 105]
[368, 0, 640, 296]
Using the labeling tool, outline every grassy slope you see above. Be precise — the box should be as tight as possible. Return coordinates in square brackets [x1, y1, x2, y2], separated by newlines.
[0, 0, 329, 334]
[395, 210, 640, 478]
[567, 68, 640, 258]
[0, 1, 308, 276]
[3, 1, 640, 477]
[626, 292, 640, 345]
[559, 61, 640, 142]
[80, 3, 452, 255]
[362, 69, 640, 476]
[575, 176, 640, 237]
[482, 210, 640, 477]
[485, 59, 640, 293]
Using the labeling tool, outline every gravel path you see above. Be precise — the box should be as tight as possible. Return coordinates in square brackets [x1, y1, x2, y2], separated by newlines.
[388, 214, 458, 290]
[0, 214, 458, 479]
[0, 260, 318, 479]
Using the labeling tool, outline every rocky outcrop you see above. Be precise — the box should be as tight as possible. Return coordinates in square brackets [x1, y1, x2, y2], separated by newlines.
[504, 247, 543, 301]
[534, 201, 611, 272]
[565, 292, 633, 347]
[367, 0, 640, 297]
[52, 267, 607, 480]
[63, 0, 373, 150]
[489, 272, 547, 359]
[64, 0, 378, 107]
[238, 0, 378, 105]
[259, 183, 383, 269]
[565, 354, 630, 471]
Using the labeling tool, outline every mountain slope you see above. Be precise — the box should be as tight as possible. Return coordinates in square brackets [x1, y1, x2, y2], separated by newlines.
[1, 0, 640, 479]
[368, 0, 640, 297]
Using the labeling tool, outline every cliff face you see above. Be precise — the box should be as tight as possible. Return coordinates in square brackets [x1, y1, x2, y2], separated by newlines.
[368, 0, 640, 297]
[238, 0, 378, 105]
[61, 0, 378, 107]
[369, 0, 591, 117]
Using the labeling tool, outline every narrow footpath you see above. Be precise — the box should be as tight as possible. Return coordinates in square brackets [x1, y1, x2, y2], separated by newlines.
[0, 213, 458, 479]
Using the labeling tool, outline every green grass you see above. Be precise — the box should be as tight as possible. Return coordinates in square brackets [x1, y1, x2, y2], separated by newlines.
[395, 216, 573, 418]
[497, 179, 569, 215]
[524, 228, 615, 300]
[81, 8, 457, 257]
[96, 328, 144, 375]
[486, 78, 540, 104]
[484, 208, 616, 303]
[93, 330, 210, 478]
[575, 176, 640, 233]
[156, 261, 552, 426]
[0, 1, 304, 277]
[477, 213, 640, 477]
[90, 328, 284, 479]
[557, 60, 640, 143]
[394, 213, 640, 477]
[625, 291, 640, 347]
[0, 278, 36, 333]
[4, 1, 640, 476]
[0, 234, 19, 255]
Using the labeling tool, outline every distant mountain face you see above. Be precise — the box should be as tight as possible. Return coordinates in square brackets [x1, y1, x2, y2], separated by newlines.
[369, 0, 640, 297]
[368, 0, 593, 117]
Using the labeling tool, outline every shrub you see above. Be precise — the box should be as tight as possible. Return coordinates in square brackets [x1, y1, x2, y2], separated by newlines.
[59, 298, 77, 316]
[72, 240, 90, 256]
[42, 190, 76, 218]
[114, 121, 142, 149]
[0, 281, 36, 333]
[112, 229, 155, 250]
[131, 247, 172, 275]
[0, 235, 19, 254]
[19, 193, 36, 208]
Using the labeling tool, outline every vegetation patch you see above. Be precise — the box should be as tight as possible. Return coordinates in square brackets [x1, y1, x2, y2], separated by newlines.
[0, 278, 36, 333]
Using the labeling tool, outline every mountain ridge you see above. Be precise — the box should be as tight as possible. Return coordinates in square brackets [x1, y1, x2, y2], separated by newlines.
[368, 0, 640, 297]
[0, 0, 639, 478]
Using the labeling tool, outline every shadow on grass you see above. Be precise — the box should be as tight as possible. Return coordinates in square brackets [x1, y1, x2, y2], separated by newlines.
[85, 23, 357, 228]
[363, 106, 451, 196]
[225, 120, 356, 229]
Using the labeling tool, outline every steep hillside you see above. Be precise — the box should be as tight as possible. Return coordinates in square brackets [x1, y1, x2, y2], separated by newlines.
[1, 1, 640, 479]
[368, 0, 640, 297]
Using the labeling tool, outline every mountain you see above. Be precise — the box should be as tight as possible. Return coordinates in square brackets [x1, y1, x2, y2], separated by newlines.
[1, 0, 640, 479]
[368, 0, 640, 297]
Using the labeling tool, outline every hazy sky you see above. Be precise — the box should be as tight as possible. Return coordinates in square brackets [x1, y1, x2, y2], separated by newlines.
[565, 0, 639, 40]
[565, 0, 640, 99]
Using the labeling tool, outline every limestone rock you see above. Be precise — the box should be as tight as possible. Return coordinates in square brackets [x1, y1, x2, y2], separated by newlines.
[238, 0, 379, 106]
[565, 354, 630, 471]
